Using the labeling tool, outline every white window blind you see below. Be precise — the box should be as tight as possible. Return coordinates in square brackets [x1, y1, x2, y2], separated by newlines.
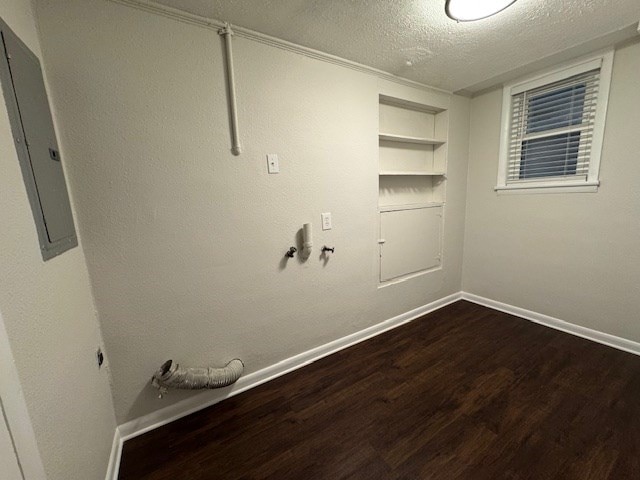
[507, 69, 600, 183]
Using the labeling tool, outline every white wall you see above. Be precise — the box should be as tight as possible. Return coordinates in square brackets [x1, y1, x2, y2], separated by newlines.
[463, 40, 640, 341]
[0, 1, 117, 479]
[35, 0, 470, 424]
[0, 394, 23, 480]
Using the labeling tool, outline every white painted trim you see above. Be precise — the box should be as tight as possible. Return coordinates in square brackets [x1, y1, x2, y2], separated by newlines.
[104, 427, 123, 480]
[509, 57, 603, 96]
[495, 181, 599, 194]
[496, 49, 615, 193]
[377, 266, 444, 289]
[0, 311, 47, 480]
[461, 292, 640, 356]
[587, 49, 614, 183]
[503, 50, 614, 102]
[118, 292, 462, 441]
[496, 80, 513, 188]
[108, 291, 640, 478]
[108, 0, 451, 94]
[0, 397, 23, 480]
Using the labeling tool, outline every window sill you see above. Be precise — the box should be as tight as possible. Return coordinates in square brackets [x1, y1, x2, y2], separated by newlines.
[494, 181, 599, 194]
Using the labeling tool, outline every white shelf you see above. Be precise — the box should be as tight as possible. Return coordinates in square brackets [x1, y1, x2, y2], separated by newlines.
[379, 133, 445, 146]
[379, 171, 446, 176]
[379, 94, 446, 114]
[379, 202, 444, 213]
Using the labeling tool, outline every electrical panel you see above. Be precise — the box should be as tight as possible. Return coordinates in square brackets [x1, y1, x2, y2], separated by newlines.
[0, 18, 77, 260]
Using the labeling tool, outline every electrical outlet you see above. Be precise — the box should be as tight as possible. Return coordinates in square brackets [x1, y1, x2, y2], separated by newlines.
[321, 212, 332, 230]
[267, 154, 279, 174]
[96, 348, 104, 369]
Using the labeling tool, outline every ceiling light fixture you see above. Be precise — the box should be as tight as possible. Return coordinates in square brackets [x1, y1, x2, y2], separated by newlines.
[445, 0, 517, 22]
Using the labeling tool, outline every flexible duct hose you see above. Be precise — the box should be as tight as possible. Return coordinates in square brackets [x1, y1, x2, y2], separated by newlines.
[151, 359, 244, 398]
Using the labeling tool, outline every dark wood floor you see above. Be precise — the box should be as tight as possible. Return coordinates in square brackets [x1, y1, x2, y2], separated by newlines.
[119, 301, 640, 479]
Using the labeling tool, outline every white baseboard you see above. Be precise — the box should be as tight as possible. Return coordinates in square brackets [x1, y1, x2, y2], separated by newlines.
[461, 292, 640, 356]
[117, 292, 462, 445]
[105, 427, 123, 480]
[106, 291, 640, 479]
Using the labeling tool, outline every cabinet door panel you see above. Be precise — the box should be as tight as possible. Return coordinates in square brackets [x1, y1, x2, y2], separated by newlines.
[380, 207, 441, 282]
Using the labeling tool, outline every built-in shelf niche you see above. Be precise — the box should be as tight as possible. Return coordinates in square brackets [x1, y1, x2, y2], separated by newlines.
[377, 92, 449, 284]
[378, 175, 445, 207]
[378, 96, 448, 206]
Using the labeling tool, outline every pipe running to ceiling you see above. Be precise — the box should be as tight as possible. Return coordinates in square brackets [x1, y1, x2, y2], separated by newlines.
[219, 23, 242, 156]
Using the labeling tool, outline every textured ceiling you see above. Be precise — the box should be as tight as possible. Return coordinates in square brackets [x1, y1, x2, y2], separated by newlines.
[153, 0, 640, 92]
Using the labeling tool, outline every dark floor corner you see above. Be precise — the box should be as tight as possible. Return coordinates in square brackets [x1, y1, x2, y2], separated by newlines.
[119, 300, 640, 479]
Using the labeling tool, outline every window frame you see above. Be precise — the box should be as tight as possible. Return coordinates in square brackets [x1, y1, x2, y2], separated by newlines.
[496, 50, 614, 194]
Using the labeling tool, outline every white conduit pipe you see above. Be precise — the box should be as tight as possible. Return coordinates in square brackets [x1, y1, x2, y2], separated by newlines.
[302, 222, 313, 258]
[151, 359, 244, 398]
[219, 23, 242, 156]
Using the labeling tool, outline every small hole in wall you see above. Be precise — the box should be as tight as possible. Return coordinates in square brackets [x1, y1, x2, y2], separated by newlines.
[96, 348, 104, 369]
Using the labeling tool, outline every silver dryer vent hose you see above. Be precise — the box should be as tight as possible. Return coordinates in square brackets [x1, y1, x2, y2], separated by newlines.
[151, 358, 244, 398]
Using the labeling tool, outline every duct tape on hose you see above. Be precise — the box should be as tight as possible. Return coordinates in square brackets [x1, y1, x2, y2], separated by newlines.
[151, 358, 244, 398]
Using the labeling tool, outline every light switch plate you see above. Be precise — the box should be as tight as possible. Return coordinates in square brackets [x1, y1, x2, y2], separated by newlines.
[321, 212, 332, 230]
[267, 154, 279, 174]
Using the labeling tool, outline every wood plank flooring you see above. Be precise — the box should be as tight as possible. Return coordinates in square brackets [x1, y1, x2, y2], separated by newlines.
[119, 301, 640, 479]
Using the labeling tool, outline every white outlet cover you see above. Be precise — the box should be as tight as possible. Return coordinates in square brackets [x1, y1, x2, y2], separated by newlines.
[321, 212, 332, 230]
[267, 154, 279, 174]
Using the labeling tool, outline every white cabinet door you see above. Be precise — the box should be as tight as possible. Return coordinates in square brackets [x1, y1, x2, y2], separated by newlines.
[0, 399, 23, 480]
[380, 206, 442, 282]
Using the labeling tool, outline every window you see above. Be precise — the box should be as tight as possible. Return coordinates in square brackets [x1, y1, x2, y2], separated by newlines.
[496, 51, 614, 193]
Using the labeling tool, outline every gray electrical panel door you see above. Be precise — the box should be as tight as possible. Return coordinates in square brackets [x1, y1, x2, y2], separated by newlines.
[0, 18, 77, 259]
